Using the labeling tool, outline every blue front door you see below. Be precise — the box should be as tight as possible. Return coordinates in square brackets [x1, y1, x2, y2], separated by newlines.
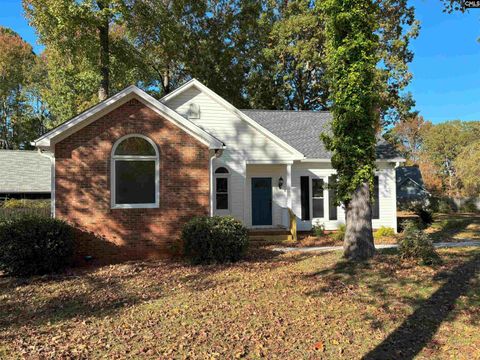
[252, 177, 272, 226]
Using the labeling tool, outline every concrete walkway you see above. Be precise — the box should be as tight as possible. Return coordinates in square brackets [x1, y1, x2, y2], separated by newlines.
[272, 241, 480, 253]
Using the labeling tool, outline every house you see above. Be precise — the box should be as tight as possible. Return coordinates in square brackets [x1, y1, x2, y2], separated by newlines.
[0, 150, 51, 201]
[396, 166, 429, 207]
[32, 79, 404, 262]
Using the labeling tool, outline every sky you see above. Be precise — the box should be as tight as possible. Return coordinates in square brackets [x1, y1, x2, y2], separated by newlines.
[1, 0, 480, 124]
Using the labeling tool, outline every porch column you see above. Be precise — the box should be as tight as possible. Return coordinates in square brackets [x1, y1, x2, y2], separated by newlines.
[286, 164, 292, 209]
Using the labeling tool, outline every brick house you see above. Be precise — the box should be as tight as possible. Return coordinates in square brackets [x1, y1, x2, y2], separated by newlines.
[33, 79, 403, 263]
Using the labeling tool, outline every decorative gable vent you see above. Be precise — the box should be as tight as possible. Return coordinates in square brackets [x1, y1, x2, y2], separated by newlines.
[188, 103, 201, 119]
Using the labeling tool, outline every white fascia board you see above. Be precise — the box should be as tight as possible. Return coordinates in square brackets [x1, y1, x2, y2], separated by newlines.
[161, 79, 305, 159]
[246, 159, 295, 165]
[33, 85, 224, 150]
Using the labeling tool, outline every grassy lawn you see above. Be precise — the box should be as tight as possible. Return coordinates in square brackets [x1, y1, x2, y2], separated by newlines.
[427, 213, 480, 243]
[1, 247, 479, 359]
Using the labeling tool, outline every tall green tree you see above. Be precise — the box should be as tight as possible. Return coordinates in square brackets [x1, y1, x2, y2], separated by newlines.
[248, 0, 328, 110]
[23, 0, 142, 124]
[0, 27, 46, 149]
[322, 0, 380, 260]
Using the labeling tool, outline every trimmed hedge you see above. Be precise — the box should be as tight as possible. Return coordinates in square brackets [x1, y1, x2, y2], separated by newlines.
[0, 216, 74, 276]
[182, 216, 248, 264]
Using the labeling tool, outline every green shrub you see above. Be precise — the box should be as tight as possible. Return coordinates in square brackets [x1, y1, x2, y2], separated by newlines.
[330, 223, 346, 242]
[398, 221, 441, 265]
[182, 216, 248, 265]
[460, 199, 478, 213]
[312, 221, 325, 237]
[0, 216, 74, 276]
[374, 226, 395, 238]
[431, 197, 456, 214]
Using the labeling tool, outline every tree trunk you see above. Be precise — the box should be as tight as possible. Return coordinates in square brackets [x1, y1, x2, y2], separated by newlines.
[163, 68, 170, 94]
[97, 0, 109, 101]
[344, 181, 375, 261]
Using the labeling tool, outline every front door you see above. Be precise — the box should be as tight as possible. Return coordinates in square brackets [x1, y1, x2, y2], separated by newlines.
[251, 177, 272, 226]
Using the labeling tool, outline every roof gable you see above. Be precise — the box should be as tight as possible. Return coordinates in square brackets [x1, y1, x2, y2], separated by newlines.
[161, 79, 304, 159]
[33, 86, 224, 150]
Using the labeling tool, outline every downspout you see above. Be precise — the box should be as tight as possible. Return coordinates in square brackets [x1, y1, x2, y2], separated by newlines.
[209, 148, 224, 217]
[38, 148, 55, 218]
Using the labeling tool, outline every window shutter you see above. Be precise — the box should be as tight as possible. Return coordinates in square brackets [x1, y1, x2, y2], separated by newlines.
[328, 175, 337, 221]
[372, 176, 380, 219]
[300, 176, 310, 220]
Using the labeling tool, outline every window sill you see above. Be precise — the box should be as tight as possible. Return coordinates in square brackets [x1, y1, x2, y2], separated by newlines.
[111, 203, 159, 209]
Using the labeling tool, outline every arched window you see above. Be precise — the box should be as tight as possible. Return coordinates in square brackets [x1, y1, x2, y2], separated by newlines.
[214, 167, 230, 210]
[111, 135, 159, 208]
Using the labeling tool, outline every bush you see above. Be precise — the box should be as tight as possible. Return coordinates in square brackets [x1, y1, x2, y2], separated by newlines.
[374, 226, 395, 238]
[459, 199, 479, 213]
[431, 197, 456, 214]
[312, 221, 325, 237]
[330, 223, 346, 242]
[182, 216, 248, 265]
[398, 221, 441, 265]
[0, 216, 74, 276]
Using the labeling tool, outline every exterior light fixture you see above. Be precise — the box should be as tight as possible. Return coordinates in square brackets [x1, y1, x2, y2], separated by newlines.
[278, 177, 284, 189]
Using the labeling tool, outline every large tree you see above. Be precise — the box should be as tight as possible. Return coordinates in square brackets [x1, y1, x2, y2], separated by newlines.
[455, 141, 480, 197]
[0, 27, 47, 149]
[422, 120, 480, 196]
[389, 114, 432, 165]
[322, 0, 380, 260]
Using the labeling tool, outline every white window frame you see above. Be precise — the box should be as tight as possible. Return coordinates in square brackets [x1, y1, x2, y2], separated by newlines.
[311, 177, 327, 220]
[214, 166, 230, 213]
[111, 134, 160, 209]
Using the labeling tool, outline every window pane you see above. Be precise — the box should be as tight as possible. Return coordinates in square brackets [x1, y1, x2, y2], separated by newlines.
[216, 178, 228, 193]
[328, 175, 338, 220]
[115, 160, 156, 204]
[313, 199, 324, 218]
[216, 194, 228, 209]
[115, 137, 156, 156]
[312, 179, 324, 197]
[215, 167, 229, 174]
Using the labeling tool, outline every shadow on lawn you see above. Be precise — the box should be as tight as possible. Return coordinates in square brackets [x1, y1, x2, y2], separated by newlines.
[363, 251, 480, 360]
[0, 265, 165, 331]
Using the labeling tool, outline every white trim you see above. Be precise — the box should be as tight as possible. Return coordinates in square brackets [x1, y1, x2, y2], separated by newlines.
[246, 159, 294, 165]
[300, 158, 406, 163]
[110, 134, 160, 209]
[213, 166, 231, 214]
[161, 79, 304, 159]
[38, 149, 55, 218]
[310, 176, 327, 221]
[32, 85, 224, 150]
[286, 164, 292, 209]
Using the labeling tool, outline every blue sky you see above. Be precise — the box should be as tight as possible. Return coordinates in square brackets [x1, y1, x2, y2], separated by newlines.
[1, 0, 479, 123]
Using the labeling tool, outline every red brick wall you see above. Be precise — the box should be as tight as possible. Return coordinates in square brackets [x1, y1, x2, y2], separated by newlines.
[54, 98, 211, 264]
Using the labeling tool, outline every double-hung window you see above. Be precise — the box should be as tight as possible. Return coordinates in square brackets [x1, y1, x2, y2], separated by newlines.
[312, 178, 325, 218]
[111, 135, 159, 209]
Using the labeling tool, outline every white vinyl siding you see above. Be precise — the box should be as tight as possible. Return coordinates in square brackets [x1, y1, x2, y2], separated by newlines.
[292, 162, 397, 231]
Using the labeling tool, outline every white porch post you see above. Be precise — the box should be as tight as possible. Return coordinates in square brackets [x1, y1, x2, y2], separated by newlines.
[286, 164, 292, 209]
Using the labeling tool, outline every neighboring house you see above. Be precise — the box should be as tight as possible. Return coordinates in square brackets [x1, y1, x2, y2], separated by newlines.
[0, 150, 51, 201]
[396, 166, 429, 206]
[32, 79, 404, 262]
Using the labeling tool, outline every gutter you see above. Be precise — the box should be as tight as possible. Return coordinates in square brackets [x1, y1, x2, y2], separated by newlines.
[37, 149, 55, 218]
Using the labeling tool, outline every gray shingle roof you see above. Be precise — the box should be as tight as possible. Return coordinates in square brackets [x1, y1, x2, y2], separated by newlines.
[0, 150, 51, 193]
[241, 110, 401, 160]
[396, 166, 425, 187]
